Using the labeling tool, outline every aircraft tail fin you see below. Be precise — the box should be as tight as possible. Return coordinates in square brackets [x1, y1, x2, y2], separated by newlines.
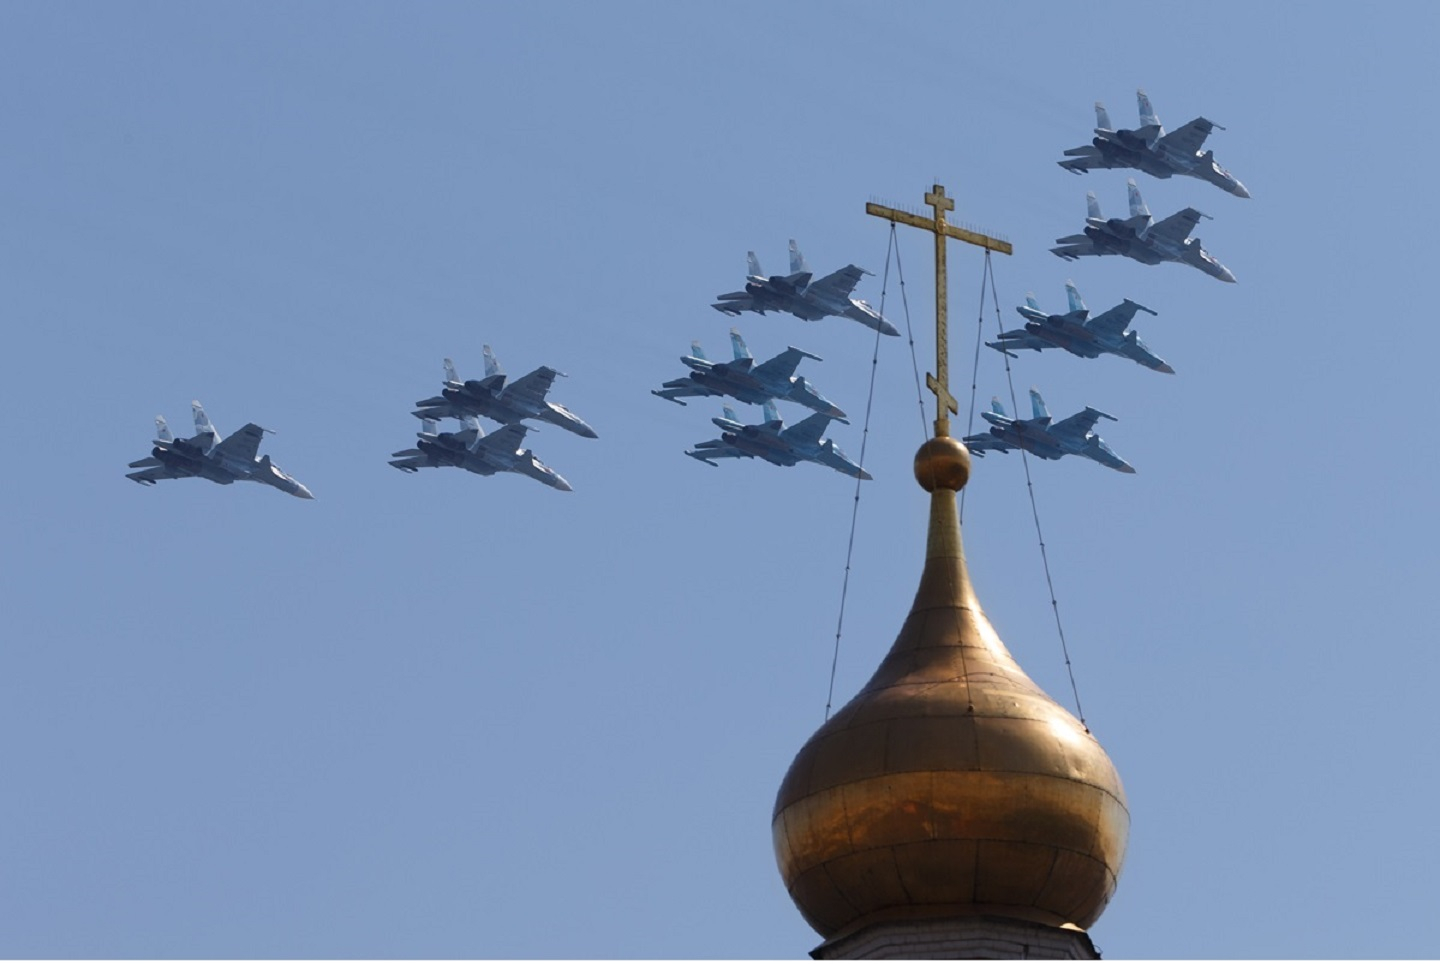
[191, 400, 217, 451]
[689, 340, 707, 362]
[462, 415, 486, 451]
[1024, 292, 1041, 312]
[482, 345, 503, 378]
[1137, 88, 1161, 130]
[443, 357, 460, 383]
[1029, 388, 1051, 422]
[762, 400, 780, 425]
[746, 251, 764, 278]
[1086, 191, 1102, 220]
[722, 405, 740, 423]
[1126, 178, 1150, 219]
[990, 396, 1007, 418]
[729, 328, 752, 361]
[155, 415, 173, 443]
[1065, 280, 1086, 314]
[788, 239, 812, 277]
[420, 418, 439, 437]
[1094, 100, 1113, 131]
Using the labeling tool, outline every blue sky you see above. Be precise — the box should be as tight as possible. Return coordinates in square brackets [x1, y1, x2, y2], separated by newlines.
[3, 2, 1438, 957]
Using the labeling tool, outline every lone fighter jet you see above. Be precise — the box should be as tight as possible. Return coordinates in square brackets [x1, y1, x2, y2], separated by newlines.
[685, 401, 871, 479]
[987, 281, 1173, 374]
[389, 417, 572, 491]
[962, 389, 1135, 474]
[651, 328, 847, 419]
[125, 401, 315, 498]
[1059, 89, 1250, 199]
[712, 239, 899, 336]
[1051, 178, 1236, 283]
[412, 347, 598, 438]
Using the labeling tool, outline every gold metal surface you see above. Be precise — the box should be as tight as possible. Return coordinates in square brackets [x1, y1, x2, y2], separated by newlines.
[772, 443, 1128, 939]
[866, 186, 1012, 438]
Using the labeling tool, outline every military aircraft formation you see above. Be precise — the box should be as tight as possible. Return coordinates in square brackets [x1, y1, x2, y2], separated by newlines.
[642, 236, 891, 481]
[128, 90, 1243, 496]
[961, 87, 1248, 474]
[128, 348, 595, 497]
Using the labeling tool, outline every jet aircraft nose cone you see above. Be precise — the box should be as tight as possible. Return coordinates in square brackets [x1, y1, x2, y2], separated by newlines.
[577, 424, 598, 439]
[1230, 180, 1251, 199]
[294, 484, 315, 499]
[1157, 363, 1176, 374]
[554, 477, 573, 492]
[1117, 464, 1137, 474]
[878, 318, 900, 337]
[1219, 267, 1237, 283]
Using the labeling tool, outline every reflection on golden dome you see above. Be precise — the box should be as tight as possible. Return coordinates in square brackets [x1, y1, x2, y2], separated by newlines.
[772, 438, 1128, 944]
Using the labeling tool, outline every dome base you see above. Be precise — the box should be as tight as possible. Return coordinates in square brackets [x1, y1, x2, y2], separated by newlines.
[811, 913, 1099, 960]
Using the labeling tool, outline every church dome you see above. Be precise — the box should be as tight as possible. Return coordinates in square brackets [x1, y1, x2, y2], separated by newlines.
[772, 438, 1128, 941]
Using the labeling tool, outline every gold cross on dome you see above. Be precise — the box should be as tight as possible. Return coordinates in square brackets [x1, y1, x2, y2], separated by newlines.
[866, 184, 1012, 437]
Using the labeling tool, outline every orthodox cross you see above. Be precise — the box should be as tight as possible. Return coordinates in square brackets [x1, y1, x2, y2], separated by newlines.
[866, 184, 1012, 437]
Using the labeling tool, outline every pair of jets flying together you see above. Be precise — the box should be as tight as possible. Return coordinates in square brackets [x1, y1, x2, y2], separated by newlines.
[1052, 89, 1246, 282]
[127, 348, 597, 498]
[390, 346, 596, 492]
[652, 328, 868, 479]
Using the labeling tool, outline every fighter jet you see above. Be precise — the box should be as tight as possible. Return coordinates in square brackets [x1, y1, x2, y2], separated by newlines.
[685, 401, 871, 479]
[987, 280, 1174, 374]
[125, 401, 315, 498]
[389, 417, 572, 491]
[1059, 89, 1250, 199]
[651, 328, 848, 419]
[962, 389, 1135, 474]
[1051, 178, 1236, 283]
[412, 347, 598, 438]
[712, 239, 899, 336]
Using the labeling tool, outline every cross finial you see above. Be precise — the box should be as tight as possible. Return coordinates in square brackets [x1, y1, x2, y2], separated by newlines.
[867, 183, 1012, 437]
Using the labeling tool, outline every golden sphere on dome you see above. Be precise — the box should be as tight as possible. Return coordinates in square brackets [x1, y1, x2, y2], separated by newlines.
[913, 435, 971, 492]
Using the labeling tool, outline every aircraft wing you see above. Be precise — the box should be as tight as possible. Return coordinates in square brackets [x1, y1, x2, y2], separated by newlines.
[751, 347, 811, 384]
[1085, 300, 1153, 339]
[712, 292, 757, 315]
[1048, 407, 1112, 446]
[388, 455, 429, 473]
[212, 423, 265, 465]
[474, 422, 529, 456]
[961, 432, 1013, 456]
[1157, 117, 1217, 158]
[987, 329, 1051, 356]
[805, 264, 866, 303]
[125, 463, 186, 484]
[1051, 239, 1098, 261]
[685, 440, 748, 465]
[500, 367, 560, 412]
[1145, 207, 1203, 248]
[780, 411, 834, 450]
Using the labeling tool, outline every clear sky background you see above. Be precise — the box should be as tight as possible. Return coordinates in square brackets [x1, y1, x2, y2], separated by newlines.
[3, 2, 1437, 958]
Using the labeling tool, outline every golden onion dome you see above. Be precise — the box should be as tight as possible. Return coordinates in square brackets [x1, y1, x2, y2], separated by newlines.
[772, 436, 1128, 942]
